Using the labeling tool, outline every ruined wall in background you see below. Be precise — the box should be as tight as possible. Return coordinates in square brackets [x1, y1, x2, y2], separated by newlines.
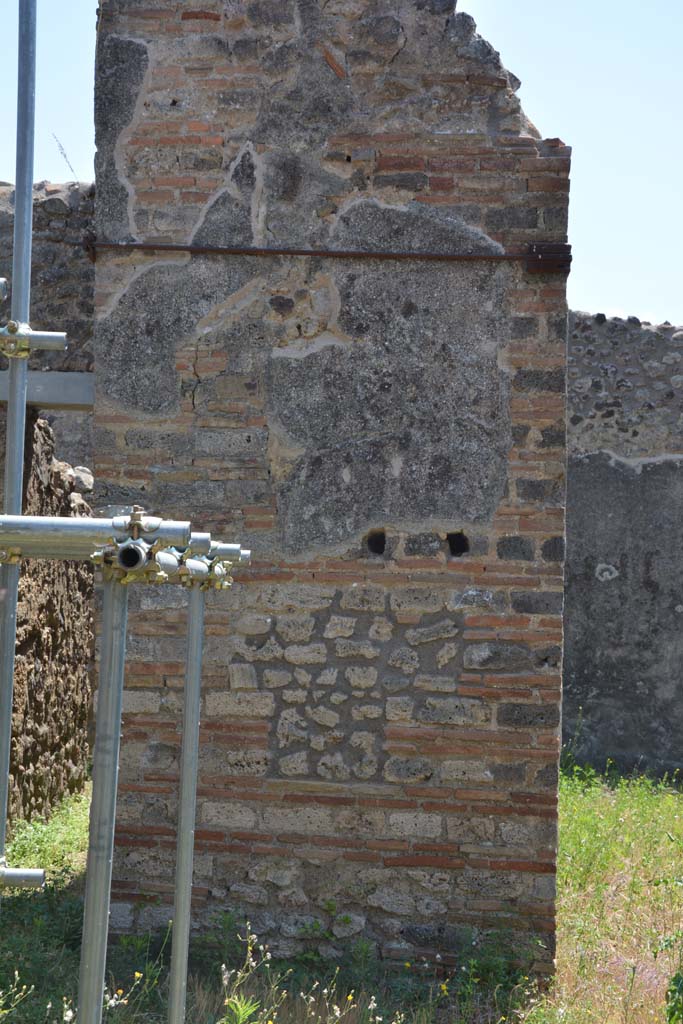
[95, 1, 569, 970]
[0, 185, 96, 821]
[564, 312, 683, 773]
[0, 182, 95, 473]
[5, 416, 93, 821]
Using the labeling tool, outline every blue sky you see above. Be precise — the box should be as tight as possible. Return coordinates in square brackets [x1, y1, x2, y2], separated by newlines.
[1, 0, 681, 324]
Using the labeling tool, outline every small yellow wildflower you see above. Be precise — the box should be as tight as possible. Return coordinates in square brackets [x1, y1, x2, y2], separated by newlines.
[404, 962, 411, 969]
[439, 984, 448, 995]
[347, 995, 354, 1002]
[116, 989, 123, 996]
[134, 971, 143, 980]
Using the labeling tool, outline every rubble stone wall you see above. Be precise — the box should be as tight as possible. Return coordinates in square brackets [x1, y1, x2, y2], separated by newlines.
[0, 181, 95, 475]
[95, 1, 569, 971]
[5, 416, 93, 821]
[0, 185, 96, 822]
[564, 312, 683, 773]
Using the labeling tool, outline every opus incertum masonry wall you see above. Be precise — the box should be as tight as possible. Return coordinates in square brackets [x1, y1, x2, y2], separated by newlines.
[94, 1, 570, 970]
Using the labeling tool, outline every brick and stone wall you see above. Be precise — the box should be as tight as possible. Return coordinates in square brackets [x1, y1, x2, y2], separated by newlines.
[4, 415, 93, 821]
[94, 1, 569, 969]
[564, 312, 683, 773]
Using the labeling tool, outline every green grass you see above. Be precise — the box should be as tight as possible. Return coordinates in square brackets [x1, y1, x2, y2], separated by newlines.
[524, 766, 683, 1024]
[1, 789, 90, 1023]
[2, 768, 683, 1022]
[6, 786, 90, 878]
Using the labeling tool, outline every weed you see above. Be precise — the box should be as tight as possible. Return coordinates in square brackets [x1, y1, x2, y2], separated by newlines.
[4, 766, 683, 1022]
[666, 973, 683, 1024]
[0, 971, 34, 1017]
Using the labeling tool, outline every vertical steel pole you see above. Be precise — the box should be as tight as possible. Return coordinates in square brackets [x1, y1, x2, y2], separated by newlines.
[0, 0, 37, 865]
[167, 585, 206, 1024]
[78, 577, 129, 1024]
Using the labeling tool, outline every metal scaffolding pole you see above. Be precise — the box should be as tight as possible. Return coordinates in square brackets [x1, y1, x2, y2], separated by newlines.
[167, 584, 206, 1024]
[0, 507, 248, 1007]
[0, 0, 42, 882]
[77, 576, 129, 1024]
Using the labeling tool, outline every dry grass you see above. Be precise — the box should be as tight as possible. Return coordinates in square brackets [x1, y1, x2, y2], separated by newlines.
[3, 771, 683, 1023]
[519, 770, 683, 1023]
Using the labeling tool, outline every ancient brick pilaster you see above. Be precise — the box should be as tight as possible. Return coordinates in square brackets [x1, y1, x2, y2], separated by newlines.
[95, 1, 569, 970]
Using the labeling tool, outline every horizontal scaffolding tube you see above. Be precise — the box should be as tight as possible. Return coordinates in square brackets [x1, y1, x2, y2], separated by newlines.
[25, 329, 68, 351]
[154, 549, 182, 575]
[0, 865, 45, 889]
[209, 542, 244, 561]
[0, 326, 67, 353]
[187, 532, 212, 555]
[0, 515, 191, 551]
[178, 557, 209, 580]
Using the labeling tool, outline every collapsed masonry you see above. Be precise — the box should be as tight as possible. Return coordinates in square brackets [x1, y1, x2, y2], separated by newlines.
[92, 1, 569, 969]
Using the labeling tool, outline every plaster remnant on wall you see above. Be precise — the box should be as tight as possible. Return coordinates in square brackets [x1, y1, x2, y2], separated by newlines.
[95, 36, 149, 242]
[331, 199, 505, 258]
[96, 257, 258, 415]
[267, 208, 512, 551]
[263, 152, 350, 247]
[564, 311, 683, 773]
[564, 451, 683, 773]
[192, 143, 264, 248]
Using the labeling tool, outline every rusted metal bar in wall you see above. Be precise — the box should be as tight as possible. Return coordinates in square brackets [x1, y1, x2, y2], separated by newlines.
[84, 238, 573, 273]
